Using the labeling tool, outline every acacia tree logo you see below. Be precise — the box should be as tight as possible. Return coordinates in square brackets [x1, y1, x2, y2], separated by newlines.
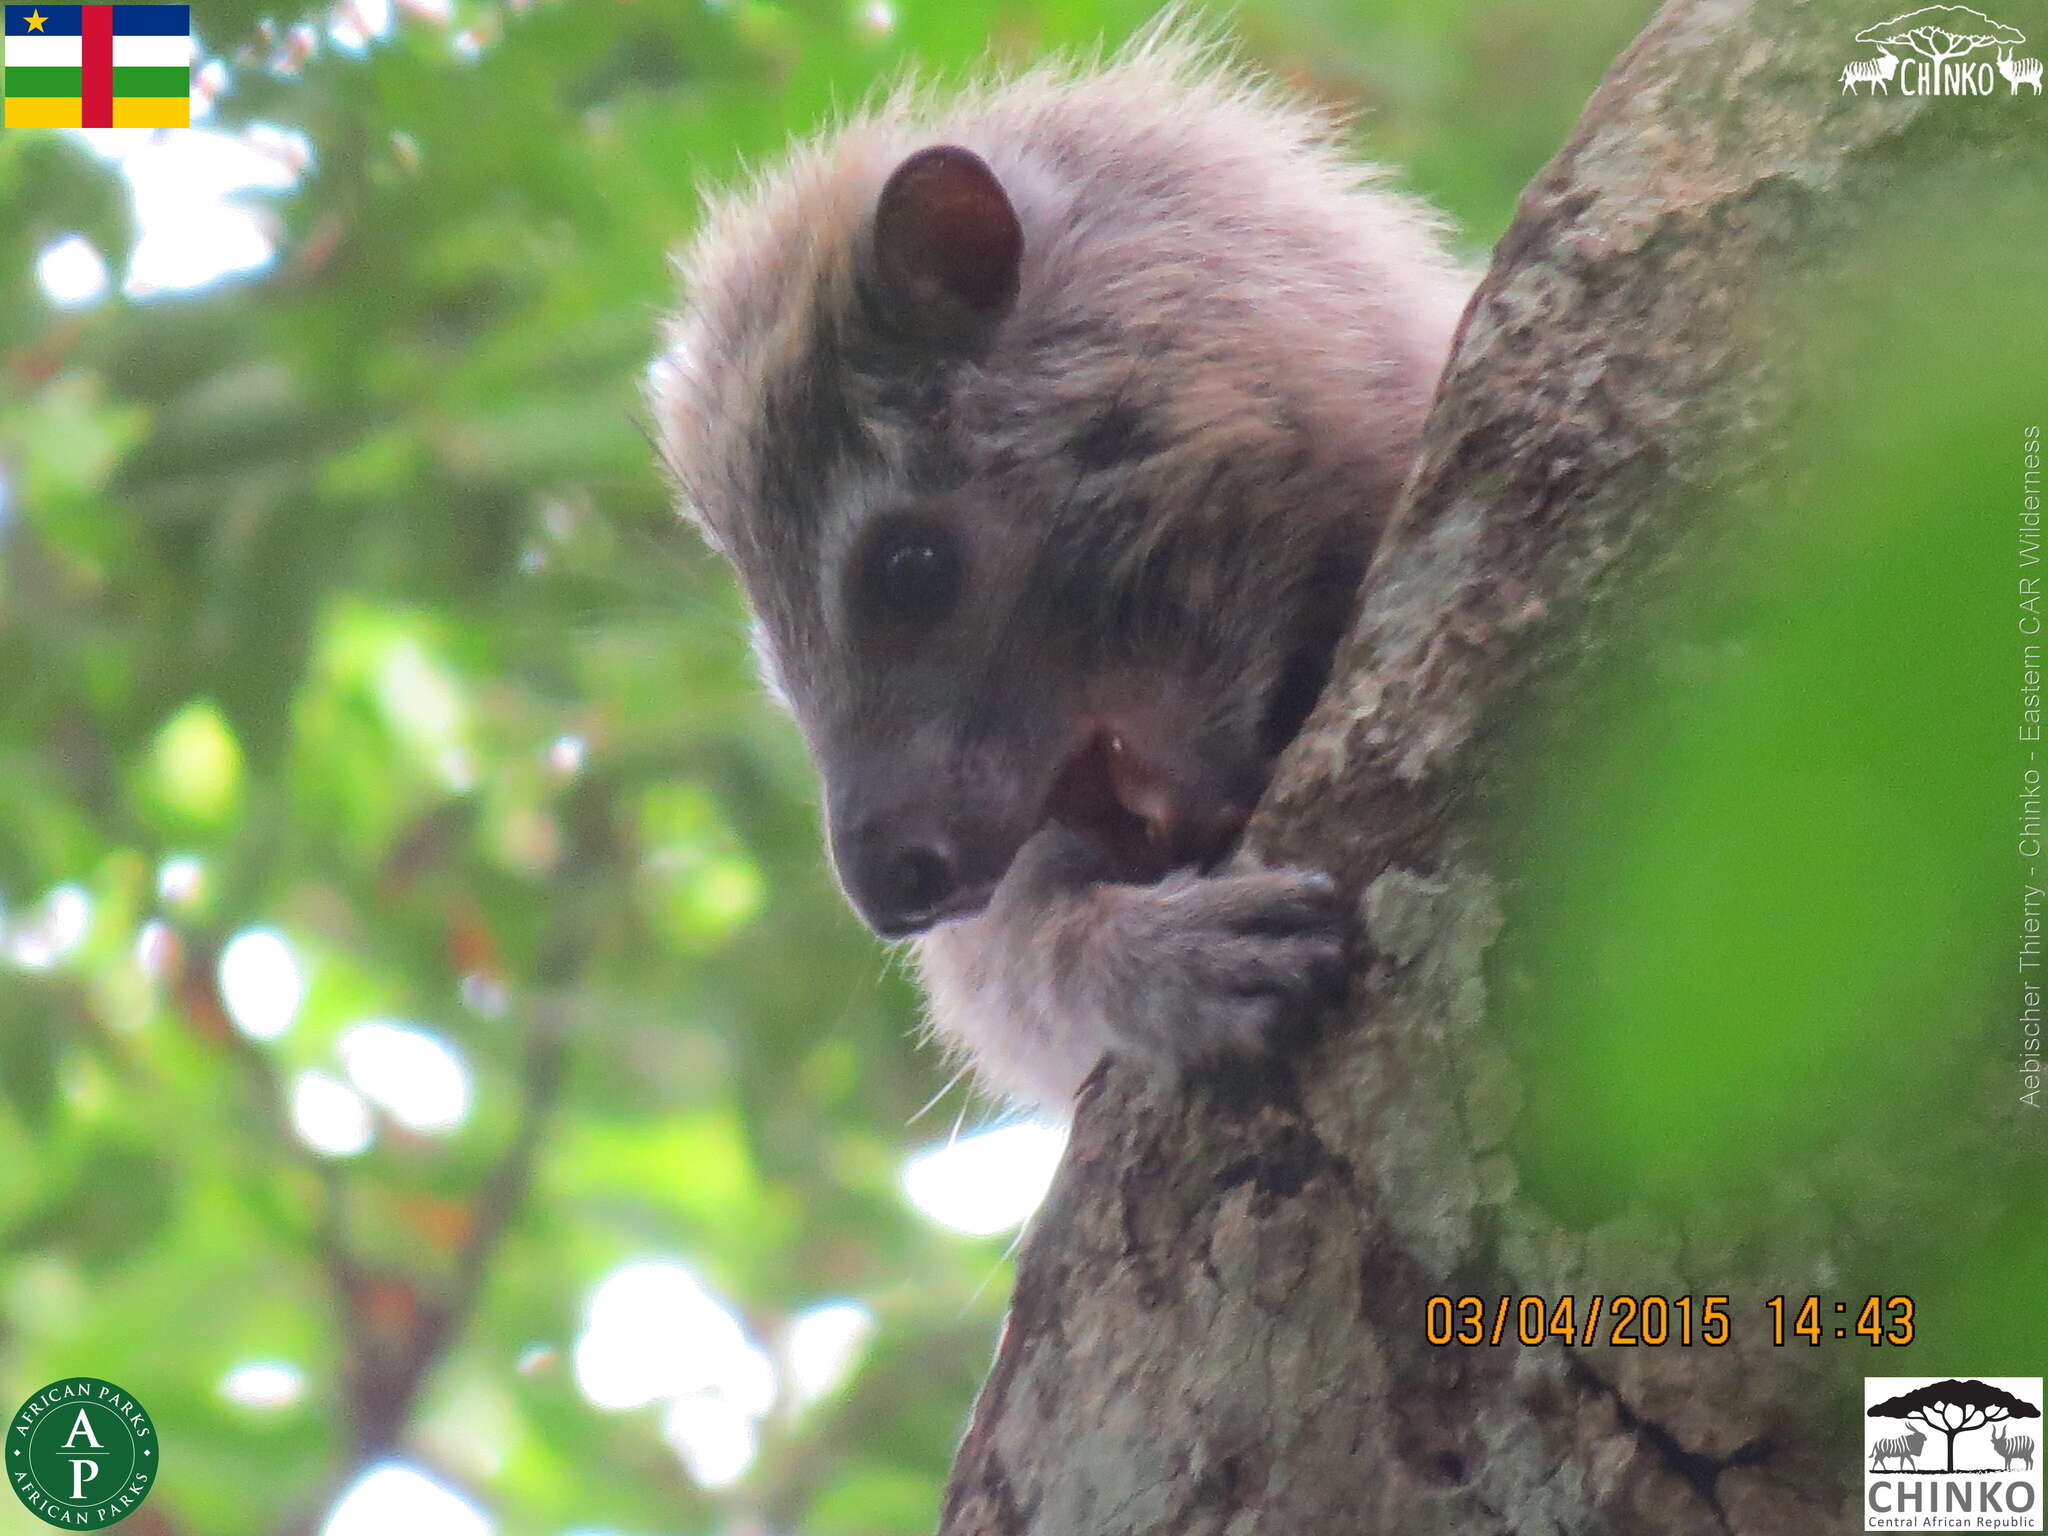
[1868, 1379, 2044, 1474]
[1855, 5, 2025, 69]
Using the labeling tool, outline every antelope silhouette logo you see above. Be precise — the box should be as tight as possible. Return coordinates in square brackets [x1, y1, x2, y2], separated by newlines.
[1842, 49, 1902, 91]
[1996, 49, 2044, 92]
[1844, 6, 2041, 98]
[1864, 1377, 2045, 1533]
[1992, 1427, 2038, 1473]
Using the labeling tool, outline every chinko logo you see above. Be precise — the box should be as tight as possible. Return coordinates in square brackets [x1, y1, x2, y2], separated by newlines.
[1839, 6, 2042, 97]
[1866, 1377, 2043, 1531]
[7, 1378, 159, 1529]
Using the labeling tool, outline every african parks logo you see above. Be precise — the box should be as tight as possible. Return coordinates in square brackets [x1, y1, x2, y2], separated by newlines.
[7, 1378, 158, 1528]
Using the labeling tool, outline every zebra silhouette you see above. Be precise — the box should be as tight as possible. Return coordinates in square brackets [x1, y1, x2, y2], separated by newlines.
[1871, 1426, 1926, 1471]
[1991, 1428, 2036, 1472]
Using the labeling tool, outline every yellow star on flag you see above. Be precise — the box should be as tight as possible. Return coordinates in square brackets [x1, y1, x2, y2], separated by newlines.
[24, 10, 48, 29]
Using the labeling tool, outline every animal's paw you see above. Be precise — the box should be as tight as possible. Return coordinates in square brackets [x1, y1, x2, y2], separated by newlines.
[1097, 864, 1348, 1072]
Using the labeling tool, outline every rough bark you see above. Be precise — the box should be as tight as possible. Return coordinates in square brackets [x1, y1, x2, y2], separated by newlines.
[937, 2, 2037, 1533]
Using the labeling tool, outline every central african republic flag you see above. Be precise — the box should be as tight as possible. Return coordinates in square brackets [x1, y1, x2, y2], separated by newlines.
[4, 5, 190, 128]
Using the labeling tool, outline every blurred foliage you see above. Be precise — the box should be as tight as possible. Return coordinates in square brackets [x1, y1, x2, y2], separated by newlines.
[1482, 166, 2048, 1378]
[0, 0, 1651, 1531]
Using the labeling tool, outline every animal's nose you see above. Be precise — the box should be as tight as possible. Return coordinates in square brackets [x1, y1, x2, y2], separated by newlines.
[834, 815, 994, 938]
[873, 842, 958, 930]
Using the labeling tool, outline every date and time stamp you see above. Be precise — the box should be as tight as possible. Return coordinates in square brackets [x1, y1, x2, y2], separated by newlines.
[1425, 1294, 1916, 1349]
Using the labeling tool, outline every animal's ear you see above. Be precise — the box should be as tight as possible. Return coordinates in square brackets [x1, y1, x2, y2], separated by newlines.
[869, 145, 1023, 342]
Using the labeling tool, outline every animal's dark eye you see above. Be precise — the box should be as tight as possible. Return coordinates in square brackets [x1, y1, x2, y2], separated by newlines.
[865, 525, 961, 625]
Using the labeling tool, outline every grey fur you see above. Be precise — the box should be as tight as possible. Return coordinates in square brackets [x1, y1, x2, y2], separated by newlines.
[918, 827, 1347, 1107]
[651, 26, 1473, 1113]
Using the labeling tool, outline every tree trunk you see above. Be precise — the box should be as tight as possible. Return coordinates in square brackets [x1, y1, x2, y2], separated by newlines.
[937, 1, 2036, 1532]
